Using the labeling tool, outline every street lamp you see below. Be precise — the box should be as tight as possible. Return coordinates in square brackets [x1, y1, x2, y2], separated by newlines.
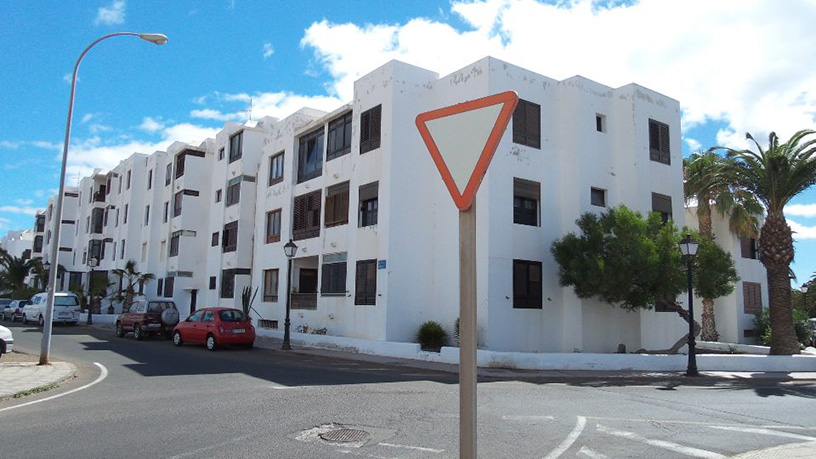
[40, 32, 168, 366]
[282, 239, 298, 351]
[87, 257, 99, 325]
[801, 284, 808, 311]
[679, 234, 700, 377]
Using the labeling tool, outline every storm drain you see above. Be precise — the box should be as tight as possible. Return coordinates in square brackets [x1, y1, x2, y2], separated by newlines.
[320, 428, 370, 444]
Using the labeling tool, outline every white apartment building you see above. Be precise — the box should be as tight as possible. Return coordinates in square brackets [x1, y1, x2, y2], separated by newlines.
[40, 187, 79, 291]
[30, 56, 766, 353]
[1, 228, 34, 260]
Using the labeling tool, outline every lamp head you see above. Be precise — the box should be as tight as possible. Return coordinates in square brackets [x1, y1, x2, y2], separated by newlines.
[283, 239, 298, 259]
[139, 33, 168, 45]
[679, 234, 699, 257]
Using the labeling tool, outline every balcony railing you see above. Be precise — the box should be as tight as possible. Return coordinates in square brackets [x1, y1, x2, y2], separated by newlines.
[291, 292, 317, 310]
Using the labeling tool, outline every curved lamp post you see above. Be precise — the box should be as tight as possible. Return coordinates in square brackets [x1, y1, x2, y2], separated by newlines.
[40, 32, 168, 366]
[282, 239, 298, 350]
[679, 234, 700, 377]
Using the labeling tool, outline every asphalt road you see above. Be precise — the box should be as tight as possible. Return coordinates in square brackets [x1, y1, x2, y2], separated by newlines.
[1, 322, 815, 458]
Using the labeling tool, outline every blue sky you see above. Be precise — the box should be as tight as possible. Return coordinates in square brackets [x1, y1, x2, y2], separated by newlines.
[1, 0, 816, 285]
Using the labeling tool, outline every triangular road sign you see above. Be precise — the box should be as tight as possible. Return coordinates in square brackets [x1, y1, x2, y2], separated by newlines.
[416, 91, 518, 211]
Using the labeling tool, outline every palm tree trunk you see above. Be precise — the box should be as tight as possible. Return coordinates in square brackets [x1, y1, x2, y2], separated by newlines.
[759, 213, 799, 355]
[697, 207, 719, 341]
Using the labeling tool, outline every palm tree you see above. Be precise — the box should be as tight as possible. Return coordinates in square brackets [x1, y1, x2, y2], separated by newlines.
[111, 260, 155, 312]
[684, 151, 762, 341]
[28, 258, 65, 291]
[0, 249, 36, 297]
[715, 130, 816, 354]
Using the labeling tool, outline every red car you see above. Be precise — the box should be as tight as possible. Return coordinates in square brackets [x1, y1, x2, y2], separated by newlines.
[171, 308, 255, 351]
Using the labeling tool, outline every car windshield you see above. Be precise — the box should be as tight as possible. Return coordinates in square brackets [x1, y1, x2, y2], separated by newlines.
[0, 299, 12, 306]
[54, 296, 79, 306]
[148, 302, 173, 312]
[218, 310, 246, 322]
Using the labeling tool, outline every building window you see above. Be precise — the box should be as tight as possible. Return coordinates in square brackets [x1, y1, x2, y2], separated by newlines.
[91, 208, 104, 233]
[173, 191, 183, 218]
[169, 231, 180, 257]
[229, 131, 243, 163]
[293, 190, 322, 241]
[89, 239, 102, 261]
[209, 276, 216, 290]
[266, 209, 281, 243]
[226, 177, 241, 206]
[321, 252, 347, 296]
[743, 281, 762, 314]
[513, 99, 541, 149]
[220, 269, 235, 298]
[156, 278, 163, 296]
[297, 127, 324, 184]
[263, 269, 279, 302]
[324, 181, 350, 228]
[141, 242, 147, 263]
[360, 105, 382, 154]
[164, 277, 174, 298]
[163, 202, 169, 223]
[740, 237, 758, 259]
[222, 221, 238, 252]
[354, 259, 377, 305]
[596, 114, 606, 133]
[120, 239, 126, 259]
[147, 169, 153, 190]
[327, 111, 352, 160]
[165, 163, 172, 186]
[651, 192, 672, 223]
[160, 240, 166, 260]
[649, 118, 671, 165]
[269, 152, 284, 185]
[359, 181, 378, 227]
[33, 235, 43, 253]
[513, 259, 542, 309]
[175, 153, 185, 178]
[214, 189, 222, 203]
[513, 178, 539, 226]
[126, 170, 131, 189]
[590, 187, 607, 207]
[211, 232, 219, 247]
[218, 147, 224, 161]
[121, 204, 128, 224]
[143, 205, 150, 226]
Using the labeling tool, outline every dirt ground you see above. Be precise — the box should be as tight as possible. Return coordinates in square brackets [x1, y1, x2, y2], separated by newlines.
[1, 351, 39, 363]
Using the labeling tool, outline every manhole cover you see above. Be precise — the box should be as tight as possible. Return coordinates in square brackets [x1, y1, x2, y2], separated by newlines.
[320, 428, 370, 443]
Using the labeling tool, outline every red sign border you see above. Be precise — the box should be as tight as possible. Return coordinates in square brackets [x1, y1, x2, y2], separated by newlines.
[416, 91, 519, 211]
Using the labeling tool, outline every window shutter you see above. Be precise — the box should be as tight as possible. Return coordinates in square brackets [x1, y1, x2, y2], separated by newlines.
[359, 182, 378, 202]
[355, 261, 367, 304]
[325, 194, 337, 226]
[527, 102, 540, 149]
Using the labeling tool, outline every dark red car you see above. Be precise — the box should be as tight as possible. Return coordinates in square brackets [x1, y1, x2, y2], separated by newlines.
[172, 308, 255, 351]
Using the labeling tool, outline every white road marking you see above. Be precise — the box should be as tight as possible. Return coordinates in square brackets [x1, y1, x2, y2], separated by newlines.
[269, 384, 300, 390]
[378, 442, 444, 453]
[0, 362, 108, 413]
[543, 415, 586, 459]
[502, 415, 554, 421]
[709, 426, 816, 442]
[586, 416, 816, 430]
[337, 450, 398, 459]
[169, 434, 255, 458]
[577, 446, 609, 458]
[597, 424, 725, 459]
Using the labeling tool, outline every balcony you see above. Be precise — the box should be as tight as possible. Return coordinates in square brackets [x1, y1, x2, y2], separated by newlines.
[291, 293, 317, 310]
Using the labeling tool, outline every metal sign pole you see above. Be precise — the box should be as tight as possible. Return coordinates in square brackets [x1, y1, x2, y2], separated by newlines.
[459, 201, 477, 459]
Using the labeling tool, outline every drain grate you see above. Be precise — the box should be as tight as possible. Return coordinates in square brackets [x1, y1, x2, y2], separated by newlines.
[320, 428, 370, 444]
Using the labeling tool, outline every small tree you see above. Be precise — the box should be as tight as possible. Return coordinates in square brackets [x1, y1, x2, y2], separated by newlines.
[111, 260, 155, 312]
[551, 205, 738, 351]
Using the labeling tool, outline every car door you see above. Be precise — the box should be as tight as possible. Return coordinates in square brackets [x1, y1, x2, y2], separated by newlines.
[200, 310, 216, 341]
[184, 310, 205, 343]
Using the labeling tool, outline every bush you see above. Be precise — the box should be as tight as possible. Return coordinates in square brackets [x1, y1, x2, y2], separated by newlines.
[754, 308, 812, 348]
[417, 321, 448, 351]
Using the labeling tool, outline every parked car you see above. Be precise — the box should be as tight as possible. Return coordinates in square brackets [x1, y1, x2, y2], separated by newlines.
[3, 299, 30, 322]
[172, 308, 255, 351]
[0, 324, 13, 357]
[115, 300, 180, 340]
[809, 318, 816, 348]
[21, 292, 81, 326]
[0, 299, 13, 319]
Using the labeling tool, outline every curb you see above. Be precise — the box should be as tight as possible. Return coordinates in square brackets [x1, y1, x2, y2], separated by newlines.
[0, 361, 78, 401]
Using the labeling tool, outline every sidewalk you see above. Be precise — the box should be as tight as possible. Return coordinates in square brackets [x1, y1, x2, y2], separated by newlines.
[0, 352, 77, 399]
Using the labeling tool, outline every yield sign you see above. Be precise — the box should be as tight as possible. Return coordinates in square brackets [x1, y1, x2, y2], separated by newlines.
[416, 91, 518, 211]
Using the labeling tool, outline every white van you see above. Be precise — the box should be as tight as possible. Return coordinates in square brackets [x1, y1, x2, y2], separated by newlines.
[21, 292, 81, 326]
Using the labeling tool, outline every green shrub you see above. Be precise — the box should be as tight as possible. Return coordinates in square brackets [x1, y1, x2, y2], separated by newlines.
[417, 321, 448, 351]
[754, 308, 812, 348]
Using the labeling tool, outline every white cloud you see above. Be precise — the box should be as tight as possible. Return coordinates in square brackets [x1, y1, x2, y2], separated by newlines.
[684, 138, 702, 152]
[81, 113, 94, 124]
[190, 109, 242, 122]
[263, 42, 275, 59]
[0, 140, 20, 149]
[0, 206, 40, 216]
[299, 0, 816, 149]
[32, 140, 61, 151]
[193, 91, 343, 122]
[139, 116, 166, 133]
[15, 199, 33, 206]
[89, 124, 112, 134]
[789, 219, 816, 240]
[95, 0, 126, 26]
[786, 204, 816, 218]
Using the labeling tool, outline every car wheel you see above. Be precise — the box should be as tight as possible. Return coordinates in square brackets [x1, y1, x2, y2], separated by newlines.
[22, 314, 27, 324]
[172, 331, 183, 347]
[206, 334, 217, 351]
[134, 324, 144, 341]
[115, 322, 124, 337]
[241, 342, 254, 349]
[38, 315, 44, 327]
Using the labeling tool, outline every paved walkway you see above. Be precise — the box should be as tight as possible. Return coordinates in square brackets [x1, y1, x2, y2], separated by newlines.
[0, 359, 76, 399]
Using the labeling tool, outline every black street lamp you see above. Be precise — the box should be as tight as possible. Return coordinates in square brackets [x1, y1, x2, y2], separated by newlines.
[282, 239, 298, 351]
[801, 284, 808, 311]
[87, 257, 99, 325]
[679, 234, 700, 377]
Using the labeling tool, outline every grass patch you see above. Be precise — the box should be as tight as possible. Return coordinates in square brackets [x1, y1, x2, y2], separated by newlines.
[12, 382, 59, 399]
